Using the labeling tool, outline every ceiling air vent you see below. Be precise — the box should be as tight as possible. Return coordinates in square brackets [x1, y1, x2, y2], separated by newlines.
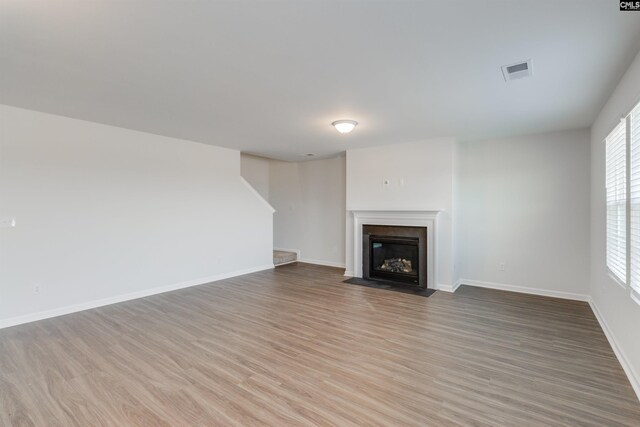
[501, 59, 532, 81]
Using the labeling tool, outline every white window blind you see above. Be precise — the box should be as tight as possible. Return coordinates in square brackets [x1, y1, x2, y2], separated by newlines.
[630, 102, 640, 296]
[606, 120, 627, 284]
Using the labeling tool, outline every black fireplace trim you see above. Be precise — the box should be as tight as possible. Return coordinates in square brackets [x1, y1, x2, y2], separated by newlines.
[362, 225, 428, 288]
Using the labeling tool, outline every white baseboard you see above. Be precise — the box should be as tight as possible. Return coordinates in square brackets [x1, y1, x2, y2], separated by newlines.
[274, 260, 298, 266]
[588, 298, 640, 402]
[459, 278, 590, 302]
[344, 270, 354, 277]
[436, 279, 462, 293]
[298, 258, 346, 269]
[273, 248, 344, 269]
[456, 278, 638, 402]
[0, 264, 274, 330]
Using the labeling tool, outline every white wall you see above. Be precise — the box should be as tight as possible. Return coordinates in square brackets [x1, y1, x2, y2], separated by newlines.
[457, 129, 591, 298]
[590, 50, 640, 394]
[0, 105, 274, 326]
[269, 156, 346, 267]
[240, 154, 270, 200]
[345, 138, 455, 287]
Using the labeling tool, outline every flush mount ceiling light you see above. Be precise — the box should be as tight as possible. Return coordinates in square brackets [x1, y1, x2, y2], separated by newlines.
[332, 120, 358, 134]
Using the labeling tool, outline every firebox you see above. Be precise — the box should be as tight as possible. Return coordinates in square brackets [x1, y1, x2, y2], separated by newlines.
[362, 225, 428, 287]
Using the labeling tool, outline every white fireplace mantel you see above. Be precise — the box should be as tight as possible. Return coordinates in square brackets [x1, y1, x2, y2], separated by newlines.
[349, 210, 441, 289]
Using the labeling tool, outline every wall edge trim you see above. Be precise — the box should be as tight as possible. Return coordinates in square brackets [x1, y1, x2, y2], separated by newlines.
[588, 297, 640, 402]
[298, 258, 346, 269]
[0, 264, 275, 330]
[459, 278, 590, 301]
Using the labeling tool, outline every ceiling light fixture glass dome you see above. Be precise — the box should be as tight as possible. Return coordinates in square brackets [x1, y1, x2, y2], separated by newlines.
[331, 120, 358, 134]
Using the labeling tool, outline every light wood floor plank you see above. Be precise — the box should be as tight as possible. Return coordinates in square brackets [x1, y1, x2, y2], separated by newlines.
[0, 262, 638, 426]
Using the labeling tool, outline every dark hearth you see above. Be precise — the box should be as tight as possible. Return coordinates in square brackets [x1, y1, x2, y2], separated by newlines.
[342, 277, 436, 298]
[363, 225, 428, 287]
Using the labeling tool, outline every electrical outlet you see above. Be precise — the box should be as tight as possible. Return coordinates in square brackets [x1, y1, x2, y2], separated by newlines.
[383, 179, 390, 187]
[33, 283, 41, 295]
[499, 262, 506, 272]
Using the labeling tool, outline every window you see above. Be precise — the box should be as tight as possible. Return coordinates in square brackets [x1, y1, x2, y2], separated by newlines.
[630, 102, 640, 298]
[606, 120, 627, 284]
[606, 99, 640, 303]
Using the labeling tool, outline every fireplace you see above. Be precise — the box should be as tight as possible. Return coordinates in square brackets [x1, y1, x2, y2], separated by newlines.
[362, 225, 428, 287]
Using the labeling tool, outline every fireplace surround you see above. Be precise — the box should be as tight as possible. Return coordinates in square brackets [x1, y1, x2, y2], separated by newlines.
[349, 210, 440, 289]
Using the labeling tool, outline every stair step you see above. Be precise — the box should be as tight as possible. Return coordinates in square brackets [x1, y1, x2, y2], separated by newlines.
[274, 250, 297, 266]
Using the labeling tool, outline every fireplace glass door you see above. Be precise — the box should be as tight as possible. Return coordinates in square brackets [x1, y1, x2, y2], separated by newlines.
[370, 236, 419, 284]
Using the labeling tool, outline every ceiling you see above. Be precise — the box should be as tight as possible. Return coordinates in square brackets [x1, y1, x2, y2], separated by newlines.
[1, 1, 639, 161]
